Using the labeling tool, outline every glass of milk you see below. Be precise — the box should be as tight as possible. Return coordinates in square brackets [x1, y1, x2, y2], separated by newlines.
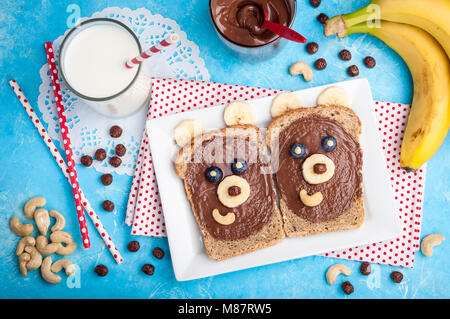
[59, 18, 151, 118]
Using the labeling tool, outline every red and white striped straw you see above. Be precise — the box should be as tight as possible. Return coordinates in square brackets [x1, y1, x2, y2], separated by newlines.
[125, 33, 179, 69]
[44, 42, 90, 249]
[9, 79, 124, 264]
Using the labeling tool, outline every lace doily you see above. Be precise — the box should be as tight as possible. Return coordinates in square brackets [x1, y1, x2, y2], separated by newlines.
[37, 7, 209, 176]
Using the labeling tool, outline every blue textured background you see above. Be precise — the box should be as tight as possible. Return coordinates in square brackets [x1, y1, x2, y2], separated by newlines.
[0, 0, 448, 299]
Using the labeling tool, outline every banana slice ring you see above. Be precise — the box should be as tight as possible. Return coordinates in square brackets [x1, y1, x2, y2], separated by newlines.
[302, 154, 335, 185]
[217, 175, 251, 208]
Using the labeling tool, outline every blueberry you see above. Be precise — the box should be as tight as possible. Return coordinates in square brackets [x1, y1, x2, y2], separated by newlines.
[231, 159, 248, 175]
[205, 166, 223, 183]
[322, 136, 337, 151]
[290, 143, 307, 159]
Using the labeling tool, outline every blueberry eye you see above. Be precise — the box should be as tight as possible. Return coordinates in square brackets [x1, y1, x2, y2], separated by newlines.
[205, 166, 223, 183]
[290, 143, 307, 159]
[231, 158, 248, 175]
[322, 136, 337, 151]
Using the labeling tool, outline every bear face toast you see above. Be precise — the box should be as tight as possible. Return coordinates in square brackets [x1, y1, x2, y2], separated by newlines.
[175, 103, 284, 260]
[267, 102, 364, 237]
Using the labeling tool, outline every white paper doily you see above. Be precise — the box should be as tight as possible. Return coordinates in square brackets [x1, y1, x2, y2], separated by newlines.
[37, 7, 210, 176]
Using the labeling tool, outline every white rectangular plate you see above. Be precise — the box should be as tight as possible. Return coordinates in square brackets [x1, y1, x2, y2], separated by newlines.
[146, 78, 401, 281]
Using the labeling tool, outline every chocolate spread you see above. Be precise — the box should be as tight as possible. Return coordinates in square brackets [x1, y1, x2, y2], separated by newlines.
[184, 134, 275, 240]
[274, 116, 362, 223]
[210, 0, 294, 46]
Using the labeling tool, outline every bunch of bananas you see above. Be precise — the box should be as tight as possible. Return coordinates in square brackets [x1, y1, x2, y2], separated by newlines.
[323, 0, 450, 171]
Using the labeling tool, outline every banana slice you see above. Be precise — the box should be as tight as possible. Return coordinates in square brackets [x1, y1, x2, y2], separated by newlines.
[270, 92, 303, 118]
[174, 119, 205, 147]
[316, 86, 351, 107]
[302, 154, 335, 185]
[217, 175, 251, 208]
[223, 101, 255, 126]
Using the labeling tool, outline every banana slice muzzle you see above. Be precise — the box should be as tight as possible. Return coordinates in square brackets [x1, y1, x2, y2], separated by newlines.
[302, 154, 335, 185]
[217, 175, 251, 208]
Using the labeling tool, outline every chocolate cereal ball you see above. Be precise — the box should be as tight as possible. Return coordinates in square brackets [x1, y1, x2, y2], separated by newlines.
[142, 264, 155, 275]
[100, 173, 113, 186]
[306, 42, 319, 54]
[80, 155, 93, 167]
[347, 65, 359, 77]
[109, 156, 122, 167]
[94, 264, 108, 276]
[127, 240, 140, 252]
[102, 200, 115, 212]
[314, 58, 327, 70]
[94, 148, 107, 161]
[109, 125, 123, 138]
[364, 56, 376, 68]
[115, 144, 126, 157]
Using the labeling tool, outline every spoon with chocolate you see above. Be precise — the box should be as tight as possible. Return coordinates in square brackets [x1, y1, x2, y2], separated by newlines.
[237, 3, 307, 43]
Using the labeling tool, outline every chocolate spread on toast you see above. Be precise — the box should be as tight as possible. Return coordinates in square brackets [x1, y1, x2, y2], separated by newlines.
[184, 134, 275, 240]
[274, 115, 362, 223]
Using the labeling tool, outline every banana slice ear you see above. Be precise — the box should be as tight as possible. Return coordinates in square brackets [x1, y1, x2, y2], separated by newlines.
[223, 102, 255, 126]
[270, 92, 303, 118]
[317, 86, 351, 107]
[174, 119, 205, 147]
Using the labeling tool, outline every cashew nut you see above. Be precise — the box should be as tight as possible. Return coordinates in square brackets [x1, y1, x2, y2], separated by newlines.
[41, 256, 61, 284]
[9, 216, 34, 237]
[51, 259, 76, 276]
[19, 252, 31, 277]
[299, 190, 324, 207]
[36, 235, 61, 255]
[55, 242, 77, 255]
[50, 230, 73, 244]
[34, 208, 50, 236]
[289, 61, 313, 82]
[49, 210, 65, 232]
[421, 234, 445, 257]
[24, 196, 46, 219]
[16, 236, 36, 256]
[212, 209, 236, 225]
[326, 264, 351, 285]
[50, 231, 77, 255]
[24, 246, 43, 271]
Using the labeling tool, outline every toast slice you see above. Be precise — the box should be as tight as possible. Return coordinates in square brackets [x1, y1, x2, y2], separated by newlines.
[266, 105, 364, 237]
[175, 125, 285, 260]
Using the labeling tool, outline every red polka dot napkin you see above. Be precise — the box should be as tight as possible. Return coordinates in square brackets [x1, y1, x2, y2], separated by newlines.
[125, 78, 425, 268]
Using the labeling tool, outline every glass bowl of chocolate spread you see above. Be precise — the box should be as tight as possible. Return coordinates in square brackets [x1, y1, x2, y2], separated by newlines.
[209, 0, 297, 60]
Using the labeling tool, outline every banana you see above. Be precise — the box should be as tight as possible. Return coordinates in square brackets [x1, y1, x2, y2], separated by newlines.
[217, 175, 251, 208]
[223, 101, 255, 126]
[302, 154, 336, 185]
[270, 92, 303, 118]
[346, 21, 450, 170]
[174, 119, 205, 147]
[324, 0, 450, 60]
[317, 86, 351, 107]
